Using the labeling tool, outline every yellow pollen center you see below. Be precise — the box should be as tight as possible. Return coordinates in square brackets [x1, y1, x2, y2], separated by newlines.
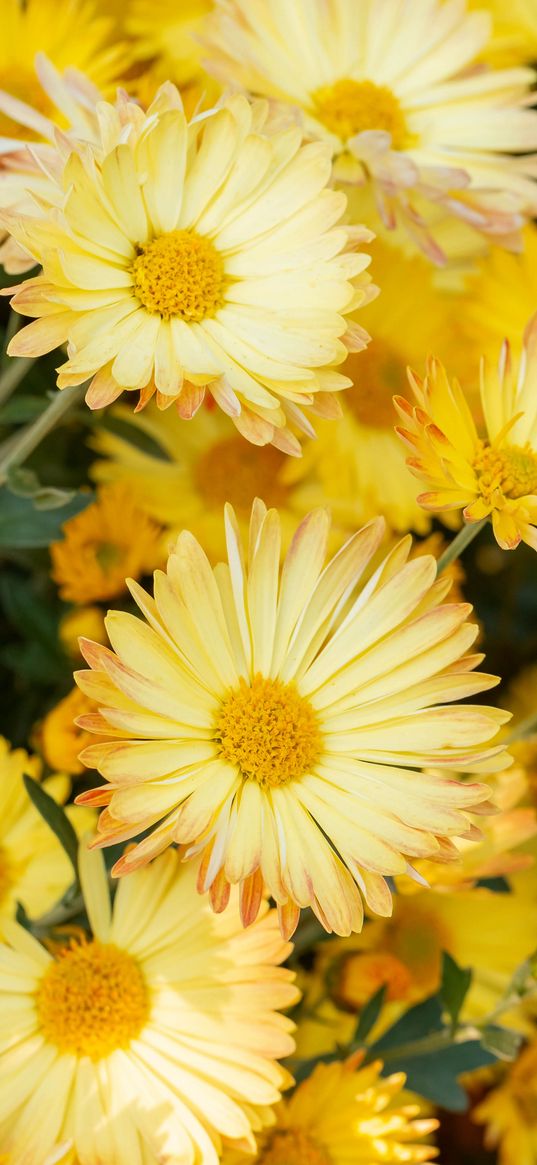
[215, 675, 321, 788]
[335, 951, 413, 1010]
[344, 342, 404, 429]
[94, 540, 124, 572]
[312, 78, 408, 148]
[473, 442, 537, 504]
[259, 1129, 332, 1165]
[132, 229, 224, 321]
[194, 436, 290, 513]
[35, 940, 149, 1059]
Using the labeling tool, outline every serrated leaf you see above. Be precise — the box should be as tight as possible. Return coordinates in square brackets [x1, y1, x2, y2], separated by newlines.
[0, 486, 92, 547]
[23, 775, 79, 884]
[440, 951, 472, 1032]
[354, 984, 386, 1043]
[481, 1026, 524, 1061]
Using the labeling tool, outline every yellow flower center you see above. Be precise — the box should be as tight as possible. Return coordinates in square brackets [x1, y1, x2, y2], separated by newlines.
[0, 65, 52, 141]
[258, 1130, 332, 1165]
[335, 951, 413, 1010]
[215, 675, 321, 788]
[35, 940, 150, 1060]
[194, 436, 290, 513]
[312, 78, 408, 147]
[132, 229, 224, 321]
[0, 845, 15, 907]
[473, 443, 537, 504]
[344, 343, 403, 429]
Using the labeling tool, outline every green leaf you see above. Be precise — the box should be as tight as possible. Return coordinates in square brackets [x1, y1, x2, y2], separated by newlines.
[378, 1039, 497, 1111]
[23, 775, 79, 883]
[440, 951, 472, 1032]
[0, 486, 92, 547]
[15, 900, 33, 931]
[0, 395, 47, 425]
[481, 1026, 524, 1061]
[354, 984, 386, 1043]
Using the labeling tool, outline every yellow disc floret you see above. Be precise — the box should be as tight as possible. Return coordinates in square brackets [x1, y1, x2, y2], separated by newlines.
[194, 436, 290, 513]
[216, 675, 322, 788]
[259, 1129, 332, 1165]
[312, 78, 408, 147]
[132, 229, 224, 321]
[35, 940, 149, 1059]
[474, 443, 537, 503]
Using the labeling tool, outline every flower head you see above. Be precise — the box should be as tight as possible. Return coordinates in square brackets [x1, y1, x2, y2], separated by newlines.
[5, 87, 374, 450]
[40, 687, 103, 775]
[395, 313, 537, 550]
[221, 1056, 438, 1165]
[0, 845, 298, 1165]
[469, 0, 537, 65]
[50, 483, 163, 604]
[75, 501, 507, 938]
[474, 1038, 537, 1165]
[126, 0, 213, 85]
[202, 0, 537, 262]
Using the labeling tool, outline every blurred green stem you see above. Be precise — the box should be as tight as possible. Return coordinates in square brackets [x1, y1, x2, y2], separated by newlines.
[0, 384, 85, 485]
[436, 518, 488, 574]
[0, 354, 36, 405]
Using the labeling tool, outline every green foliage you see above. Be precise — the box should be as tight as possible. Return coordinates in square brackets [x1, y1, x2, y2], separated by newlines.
[440, 951, 473, 1033]
[23, 775, 79, 885]
[0, 485, 92, 548]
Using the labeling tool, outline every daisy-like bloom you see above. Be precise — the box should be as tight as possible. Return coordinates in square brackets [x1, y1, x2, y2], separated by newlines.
[221, 1057, 438, 1165]
[474, 1039, 537, 1165]
[74, 500, 508, 939]
[290, 239, 458, 534]
[469, 0, 537, 65]
[50, 483, 163, 604]
[126, 0, 214, 86]
[395, 314, 537, 551]
[202, 0, 537, 262]
[460, 224, 537, 374]
[40, 687, 103, 776]
[0, 737, 94, 930]
[4, 88, 374, 449]
[0, 845, 298, 1165]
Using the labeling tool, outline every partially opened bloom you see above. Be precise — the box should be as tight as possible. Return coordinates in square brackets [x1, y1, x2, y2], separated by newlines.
[4, 86, 374, 450]
[395, 314, 537, 550]
[202, 0, 537, 262]
[0, 846, 298, 1165]
[75, 501, 508, 938]
[221, 1057, 438, 1164]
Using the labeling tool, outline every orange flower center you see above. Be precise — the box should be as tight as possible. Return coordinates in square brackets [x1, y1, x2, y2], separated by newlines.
[215, 675, 322, 788]
[473, 443, 537, 503]
[194, 436, 290, 513]
[132, 230, 224, 321]
[335, 951, 413, 1010]
[344, 342, 404, 429]
[35, 940, 149, 1059]
[312, 78, 408, 147]
[258, 1129, 332, 1165]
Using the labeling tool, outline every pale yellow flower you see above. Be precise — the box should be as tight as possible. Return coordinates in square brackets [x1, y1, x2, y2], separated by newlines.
[469, 0, 537, 65]
[126, 0, 213, 85]
[75, 501, 506, 938]
[0, 846, 298, 1165]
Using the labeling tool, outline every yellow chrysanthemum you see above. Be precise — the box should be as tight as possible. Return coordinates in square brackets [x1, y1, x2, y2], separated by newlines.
[221, 1057, 438, 1165]
[0, 737, 93, 929]
[290, 239, 460, 534]
[469, 0, 537, 65]
[74, 500, 507, 938]
[202, 0, 537, 262]
[5, 88, 373, 450]
[125, 0, 213, 85]
[474, 1039, 537, 1165]
[460, 224, 537, 377]
[296, 880, 537, 1059]
[50, 483, 163, 604]
[396, 315, 537, 551]
[59, 606, 107, 658]
[40, 687, 104, 776]
[0, 845, 298, 1165]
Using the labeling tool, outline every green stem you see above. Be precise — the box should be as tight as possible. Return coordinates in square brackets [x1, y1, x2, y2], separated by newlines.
[436, 518, 488, 575]
[371, 1025, 479, 1066]
[31, 894, 85, 934]
[0, 354, 36, 406]
[0, 384, 85, 485]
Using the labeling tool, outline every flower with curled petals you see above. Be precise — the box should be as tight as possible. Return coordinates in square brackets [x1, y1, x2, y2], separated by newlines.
[75, 501, 507, 938]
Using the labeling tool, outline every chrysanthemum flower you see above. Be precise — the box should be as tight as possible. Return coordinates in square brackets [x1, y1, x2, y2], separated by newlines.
[75, 500, 508, 938]
[0, 845, 298, 1165]
[395, 314, 537, 551]
[50, 483, 163, 604]
[58, 606, 107, 658]
[126, 0, 213, 85]
[221, 1057, 438, 1165]
[202, 0, 537, 261]
[469, 0, 537, 65]
[460, 223, 537, 374]
[40, 687, 103, 775]
[474, 1039, 537, 1165]
[4, 87, 374, 450]
[0, 737, 94, 930]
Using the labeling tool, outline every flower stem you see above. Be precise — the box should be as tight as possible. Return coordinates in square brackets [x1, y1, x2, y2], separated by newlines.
[0, 384, 86, 485]
[436, 518, 488, 575]
[0, 354, 36, 406]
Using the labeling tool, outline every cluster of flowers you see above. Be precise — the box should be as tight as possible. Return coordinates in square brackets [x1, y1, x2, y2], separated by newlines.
[1, 1, 537, 1163]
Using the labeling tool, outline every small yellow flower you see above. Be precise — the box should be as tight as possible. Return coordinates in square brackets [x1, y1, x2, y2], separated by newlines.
[40, 687, 104, 776]
[474, 1039, 537, 1165]
[395, 315, 537, 551]
[75, 500, 507, 938]
[0, 737, 94, 930]
[125, 0, 213, 85]
[221, 1056, 438, 1165]
[50, 483, 163, 604]
[460, 224, 537, 377]
[0, 846, 298, 1165]
[59, 606, 107, 659]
